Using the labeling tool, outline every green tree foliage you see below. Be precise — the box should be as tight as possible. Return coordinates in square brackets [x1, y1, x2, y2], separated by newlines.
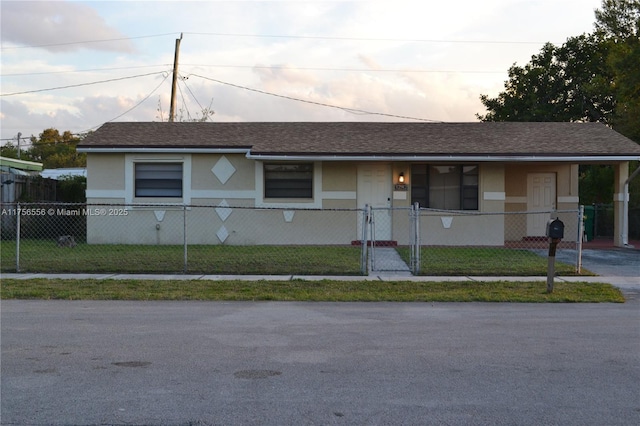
[477, 36, 614, 123]
[57, 175, 87, 203]
[477, 0, 640, 207]
[596, 0, 640, 142]
[1, 128, 86, 169]
[28, 129, 86, 169]
[0, 142, 21, 159]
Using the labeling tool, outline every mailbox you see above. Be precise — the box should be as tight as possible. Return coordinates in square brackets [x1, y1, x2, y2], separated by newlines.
[546, 218, 564, 239]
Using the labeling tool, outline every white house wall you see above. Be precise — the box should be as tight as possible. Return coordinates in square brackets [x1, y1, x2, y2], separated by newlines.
[84, 153, 578, 245]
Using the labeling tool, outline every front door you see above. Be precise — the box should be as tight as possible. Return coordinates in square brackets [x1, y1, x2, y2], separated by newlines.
[527, 173, 556, 236]
[357, 164, 392, 241]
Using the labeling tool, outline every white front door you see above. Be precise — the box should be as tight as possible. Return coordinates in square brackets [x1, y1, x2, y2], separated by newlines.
[357, 164, 392, 240]
[527, 173, 556, 236]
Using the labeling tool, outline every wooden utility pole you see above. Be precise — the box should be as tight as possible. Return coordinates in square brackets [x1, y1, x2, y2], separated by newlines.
[169, 33, 183, 122]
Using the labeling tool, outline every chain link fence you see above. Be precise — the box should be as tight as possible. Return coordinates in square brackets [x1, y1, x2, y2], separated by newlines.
[0, 203, 366, 275]
[1, 202, 584, 276]
[369, 205, 584, 276]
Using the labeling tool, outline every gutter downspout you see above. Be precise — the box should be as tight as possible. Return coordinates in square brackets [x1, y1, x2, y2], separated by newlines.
[623, 164, 640, 247]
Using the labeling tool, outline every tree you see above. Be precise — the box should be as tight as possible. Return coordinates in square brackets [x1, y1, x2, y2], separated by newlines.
[477, 0, 640, 208]
[1, 128, 86, 169]
[594, 0, 640, 40]
[477, 35, 614, 123]
[29, 129, 86, 169]
[0, 142, 21, 159]
[595, 0, 640, 142]
[57, 175, 86, 203]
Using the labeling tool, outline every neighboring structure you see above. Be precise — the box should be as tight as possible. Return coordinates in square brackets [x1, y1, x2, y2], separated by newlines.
[41, 168, 86, 180]
[0, 156, 45, 203]
[77, 122, 640, 247]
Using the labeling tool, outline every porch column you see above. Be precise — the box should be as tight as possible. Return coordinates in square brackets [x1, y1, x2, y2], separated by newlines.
[613, 162, 629, 247]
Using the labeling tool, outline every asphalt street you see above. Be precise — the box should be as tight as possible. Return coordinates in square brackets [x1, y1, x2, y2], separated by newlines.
[2, 299, 639, 426]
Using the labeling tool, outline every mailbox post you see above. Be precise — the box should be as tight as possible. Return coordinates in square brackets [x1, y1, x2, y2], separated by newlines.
[546, 218, 564, 293]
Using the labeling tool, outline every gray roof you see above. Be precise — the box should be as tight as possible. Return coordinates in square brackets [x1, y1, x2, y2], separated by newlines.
[78, 122, 640, 159]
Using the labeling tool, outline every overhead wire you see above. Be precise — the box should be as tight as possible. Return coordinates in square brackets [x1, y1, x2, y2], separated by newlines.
[188, 73, 441, 122]
[181, 63, 505, 74]
[1, 29, 487, 135]
[183, 31, 550, 45]
[180, 75, 211, 121]
[0, 33, 178, 50]
[1, 31, 550, 52]
[1, 64, 172, 78]
[77, 71, 172, 135]
[175, 77, 192, 121]
[0, 71, 170, 97]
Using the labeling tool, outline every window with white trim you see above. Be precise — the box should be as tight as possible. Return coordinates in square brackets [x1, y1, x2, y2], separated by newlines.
[134, 163, 183, 197]
[264, 163, 313, 198]
[411, 164, 478, 210]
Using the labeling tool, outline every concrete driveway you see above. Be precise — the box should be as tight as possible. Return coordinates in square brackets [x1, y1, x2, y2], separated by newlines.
[579, 247, 640, 277]
[2, 300, 639, 425]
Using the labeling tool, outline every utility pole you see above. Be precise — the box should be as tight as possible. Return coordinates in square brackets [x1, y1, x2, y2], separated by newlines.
[16, 132, 21, 159]
[169, 33, 183, 122]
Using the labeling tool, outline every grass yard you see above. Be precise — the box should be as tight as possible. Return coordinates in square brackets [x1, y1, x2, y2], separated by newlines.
[396, 246, 587, 276]
[1, 241, 588, 276]
[0, 278, 624, 303]
[0, 241, 363, 275]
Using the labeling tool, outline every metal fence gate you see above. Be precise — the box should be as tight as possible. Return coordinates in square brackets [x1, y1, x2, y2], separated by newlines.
[368, 205, 584, 275]
[368, 206, 418, 274]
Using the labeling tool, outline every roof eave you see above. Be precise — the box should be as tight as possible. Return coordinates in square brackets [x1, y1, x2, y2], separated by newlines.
[77, 147, 251, 154]
[245, 153, 640, 162]
[75, 148, 640, 162]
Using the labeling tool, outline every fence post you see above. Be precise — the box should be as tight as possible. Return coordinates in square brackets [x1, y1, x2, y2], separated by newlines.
[369, 205, 376, 272]
[183, 204, 188, 273]
[576, 206, 584, 274]
[360, 206, 368, 275]
[15, 202, 20, 272]
[412, 202, 421, 275]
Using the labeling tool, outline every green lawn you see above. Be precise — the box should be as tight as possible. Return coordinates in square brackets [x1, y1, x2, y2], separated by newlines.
[0, 279, 624, 303]
[396, 246, 586, 276]
[1, 241, 588, 276]
[0, 241, 363, 275]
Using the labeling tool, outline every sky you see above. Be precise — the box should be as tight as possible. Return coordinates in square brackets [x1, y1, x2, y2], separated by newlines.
[0, 0, 605, 145]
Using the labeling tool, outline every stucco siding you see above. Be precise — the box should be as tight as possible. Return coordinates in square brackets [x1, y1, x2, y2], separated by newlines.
[191, 154, 254, 191]
[418, 214, 504, 246]
[83, 152, 580, 246]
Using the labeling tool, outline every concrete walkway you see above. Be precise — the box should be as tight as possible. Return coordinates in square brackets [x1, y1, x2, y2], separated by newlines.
[369, 247, 412, 276]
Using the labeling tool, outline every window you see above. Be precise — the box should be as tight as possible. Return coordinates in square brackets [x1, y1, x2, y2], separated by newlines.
[135, 163, 183, 197]
[264, 163, 313, 198]
[411, 164, 478, 210]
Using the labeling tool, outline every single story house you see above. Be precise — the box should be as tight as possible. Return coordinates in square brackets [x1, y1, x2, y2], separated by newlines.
[77, 122, 640, 247]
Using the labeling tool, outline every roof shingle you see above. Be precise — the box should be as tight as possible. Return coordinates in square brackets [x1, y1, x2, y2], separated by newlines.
[78, 122, 640, 157]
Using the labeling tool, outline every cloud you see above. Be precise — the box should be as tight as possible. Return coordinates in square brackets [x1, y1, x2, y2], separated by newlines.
[253, 64, 319, 90]
[0, 0, 605, 142]
[0, 1, 135, 53]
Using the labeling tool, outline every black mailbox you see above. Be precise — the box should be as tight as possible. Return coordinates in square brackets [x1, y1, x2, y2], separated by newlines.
[546, 218, 564, 239]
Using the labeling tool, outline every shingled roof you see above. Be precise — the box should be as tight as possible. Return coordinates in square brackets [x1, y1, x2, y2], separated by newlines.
[78, 122, 640, 159]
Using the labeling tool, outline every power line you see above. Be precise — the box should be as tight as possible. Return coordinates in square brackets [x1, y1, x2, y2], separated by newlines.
[0, 71, 170, 97]
[189, 73, 442, 122]
[180, 75, 209, 117]
[0, 33, 178, 50]
[182, 63, 506, 74]
[1, 31, 550, 52]
[0, 63, 506, 79]
[78, 72, 172, 135]
[1, 64, 172, 78]
[184, 31, 549, 45]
